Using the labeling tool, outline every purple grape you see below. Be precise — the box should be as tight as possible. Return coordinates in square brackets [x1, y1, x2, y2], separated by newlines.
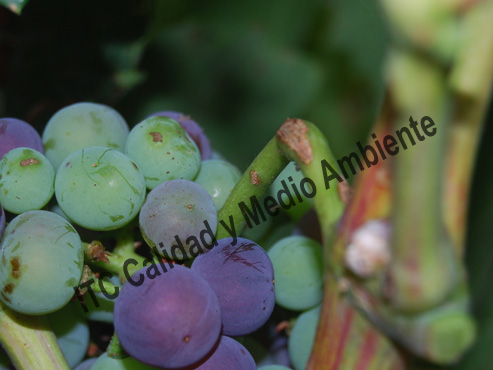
[114, 265, 222, 369]
[73, 358, 97, 370]
[139, 179, 217, 260]
[191, 237, 275, 336]
[0, 204, 4, 238]
[268, 335, 291, 368]
[0, 118, 44, 159]
[148, 111, 212, 159]
[184, 336, 256, 370]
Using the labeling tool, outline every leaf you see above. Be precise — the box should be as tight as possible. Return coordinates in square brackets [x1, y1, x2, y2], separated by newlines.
[0, 0, 29, 15]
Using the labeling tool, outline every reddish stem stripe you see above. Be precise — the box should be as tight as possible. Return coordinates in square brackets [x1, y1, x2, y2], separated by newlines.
[355, 327, 379, 370]
[333, 304, 356, 369]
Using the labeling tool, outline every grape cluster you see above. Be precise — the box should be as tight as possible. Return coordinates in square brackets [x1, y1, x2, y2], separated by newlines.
[0, 103, 323, 370]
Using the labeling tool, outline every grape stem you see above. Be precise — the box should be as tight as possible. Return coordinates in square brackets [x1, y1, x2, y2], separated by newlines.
[218, 118, 405, 369]
[82, 239, 147, 282]
[0, 302, 70, 370]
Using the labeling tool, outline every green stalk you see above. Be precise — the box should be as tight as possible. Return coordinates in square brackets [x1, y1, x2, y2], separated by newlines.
[0, 303, 69, 370]
[305, 110, 406, 369]
[275, 119, 345, 269]
[350, 279, 475, 364]
[275, 119, 347, 369]
[216, 137, 289, 239]
[385, 49, 459, 312]
[83, 241, 147, 281]
[445, 0, 493, 256]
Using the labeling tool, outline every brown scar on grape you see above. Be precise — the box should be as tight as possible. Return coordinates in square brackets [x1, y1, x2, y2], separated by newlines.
[277, 118, 313, 165]
[250, 170, 261, 185]
[184, 336, 190, 343]
[3, 283, 13, 294]
[20, 158, 40, 167]
[150, 132, 163, 142]
[10, 257, 21, 278]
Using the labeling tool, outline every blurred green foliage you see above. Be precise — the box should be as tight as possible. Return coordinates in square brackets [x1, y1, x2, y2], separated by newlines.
[0, 0, 492, 368]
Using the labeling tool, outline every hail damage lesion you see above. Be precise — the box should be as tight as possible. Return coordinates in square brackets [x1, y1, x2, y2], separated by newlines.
[20, 158, 40, 167]
[10, 257, 21, 279]
[277, 118, 313, 165]
[3, 283, 14, 294]
[249, 170, 261, 185]
[150, 132, 163, 143]
[221, 242, 263, 273]
[86, 241, 110, 263]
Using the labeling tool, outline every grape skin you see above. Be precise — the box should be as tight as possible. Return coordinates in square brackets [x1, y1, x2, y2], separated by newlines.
[0, 148, 55, 214]
[0, 205, 4, 239]
[55, 146, 146, 231]
[268, 236, 323, 311]
[194, 159, 241, 210]
[47, 304, 89, 368]
[288, 305, 320, 370]
[139, 179, 217, 260]
[0, 118, 44, 160]
[149, 110, 212, 160]
[73, 358, 97, 370]
[114, 265, 222, 369]
[0, 211, 83, 315]
[42, 102, 129, 169]
[191, 237, 275, 336]
[258, 366, 292, 370]
[90, 353, 159, 370]
[125, 116, 201, 189]
[182, 336, 256, 370]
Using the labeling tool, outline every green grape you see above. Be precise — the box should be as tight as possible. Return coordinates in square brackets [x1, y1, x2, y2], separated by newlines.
[211, 150, 226, 160]
[288, 305, 320, 370]
[55, 147, 146, 231]
[48, 201, 71, 222]
[42, 102, 129, 169]
[90, 352, 160, 370]
[47, 304, 89, 368]
[0, 147, 55, 214]
[270, 161, 314, 222]
[0, 211, 83, 315]
[194, 159, 241, 210]
[125, 116, 201, 189]
[267, 236, 323, 311]
[260, 221, 295, 251]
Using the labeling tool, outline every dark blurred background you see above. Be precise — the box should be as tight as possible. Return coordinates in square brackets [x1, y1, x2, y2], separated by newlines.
[0, 0, 389, 167]
[0, 0, 491, 368]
